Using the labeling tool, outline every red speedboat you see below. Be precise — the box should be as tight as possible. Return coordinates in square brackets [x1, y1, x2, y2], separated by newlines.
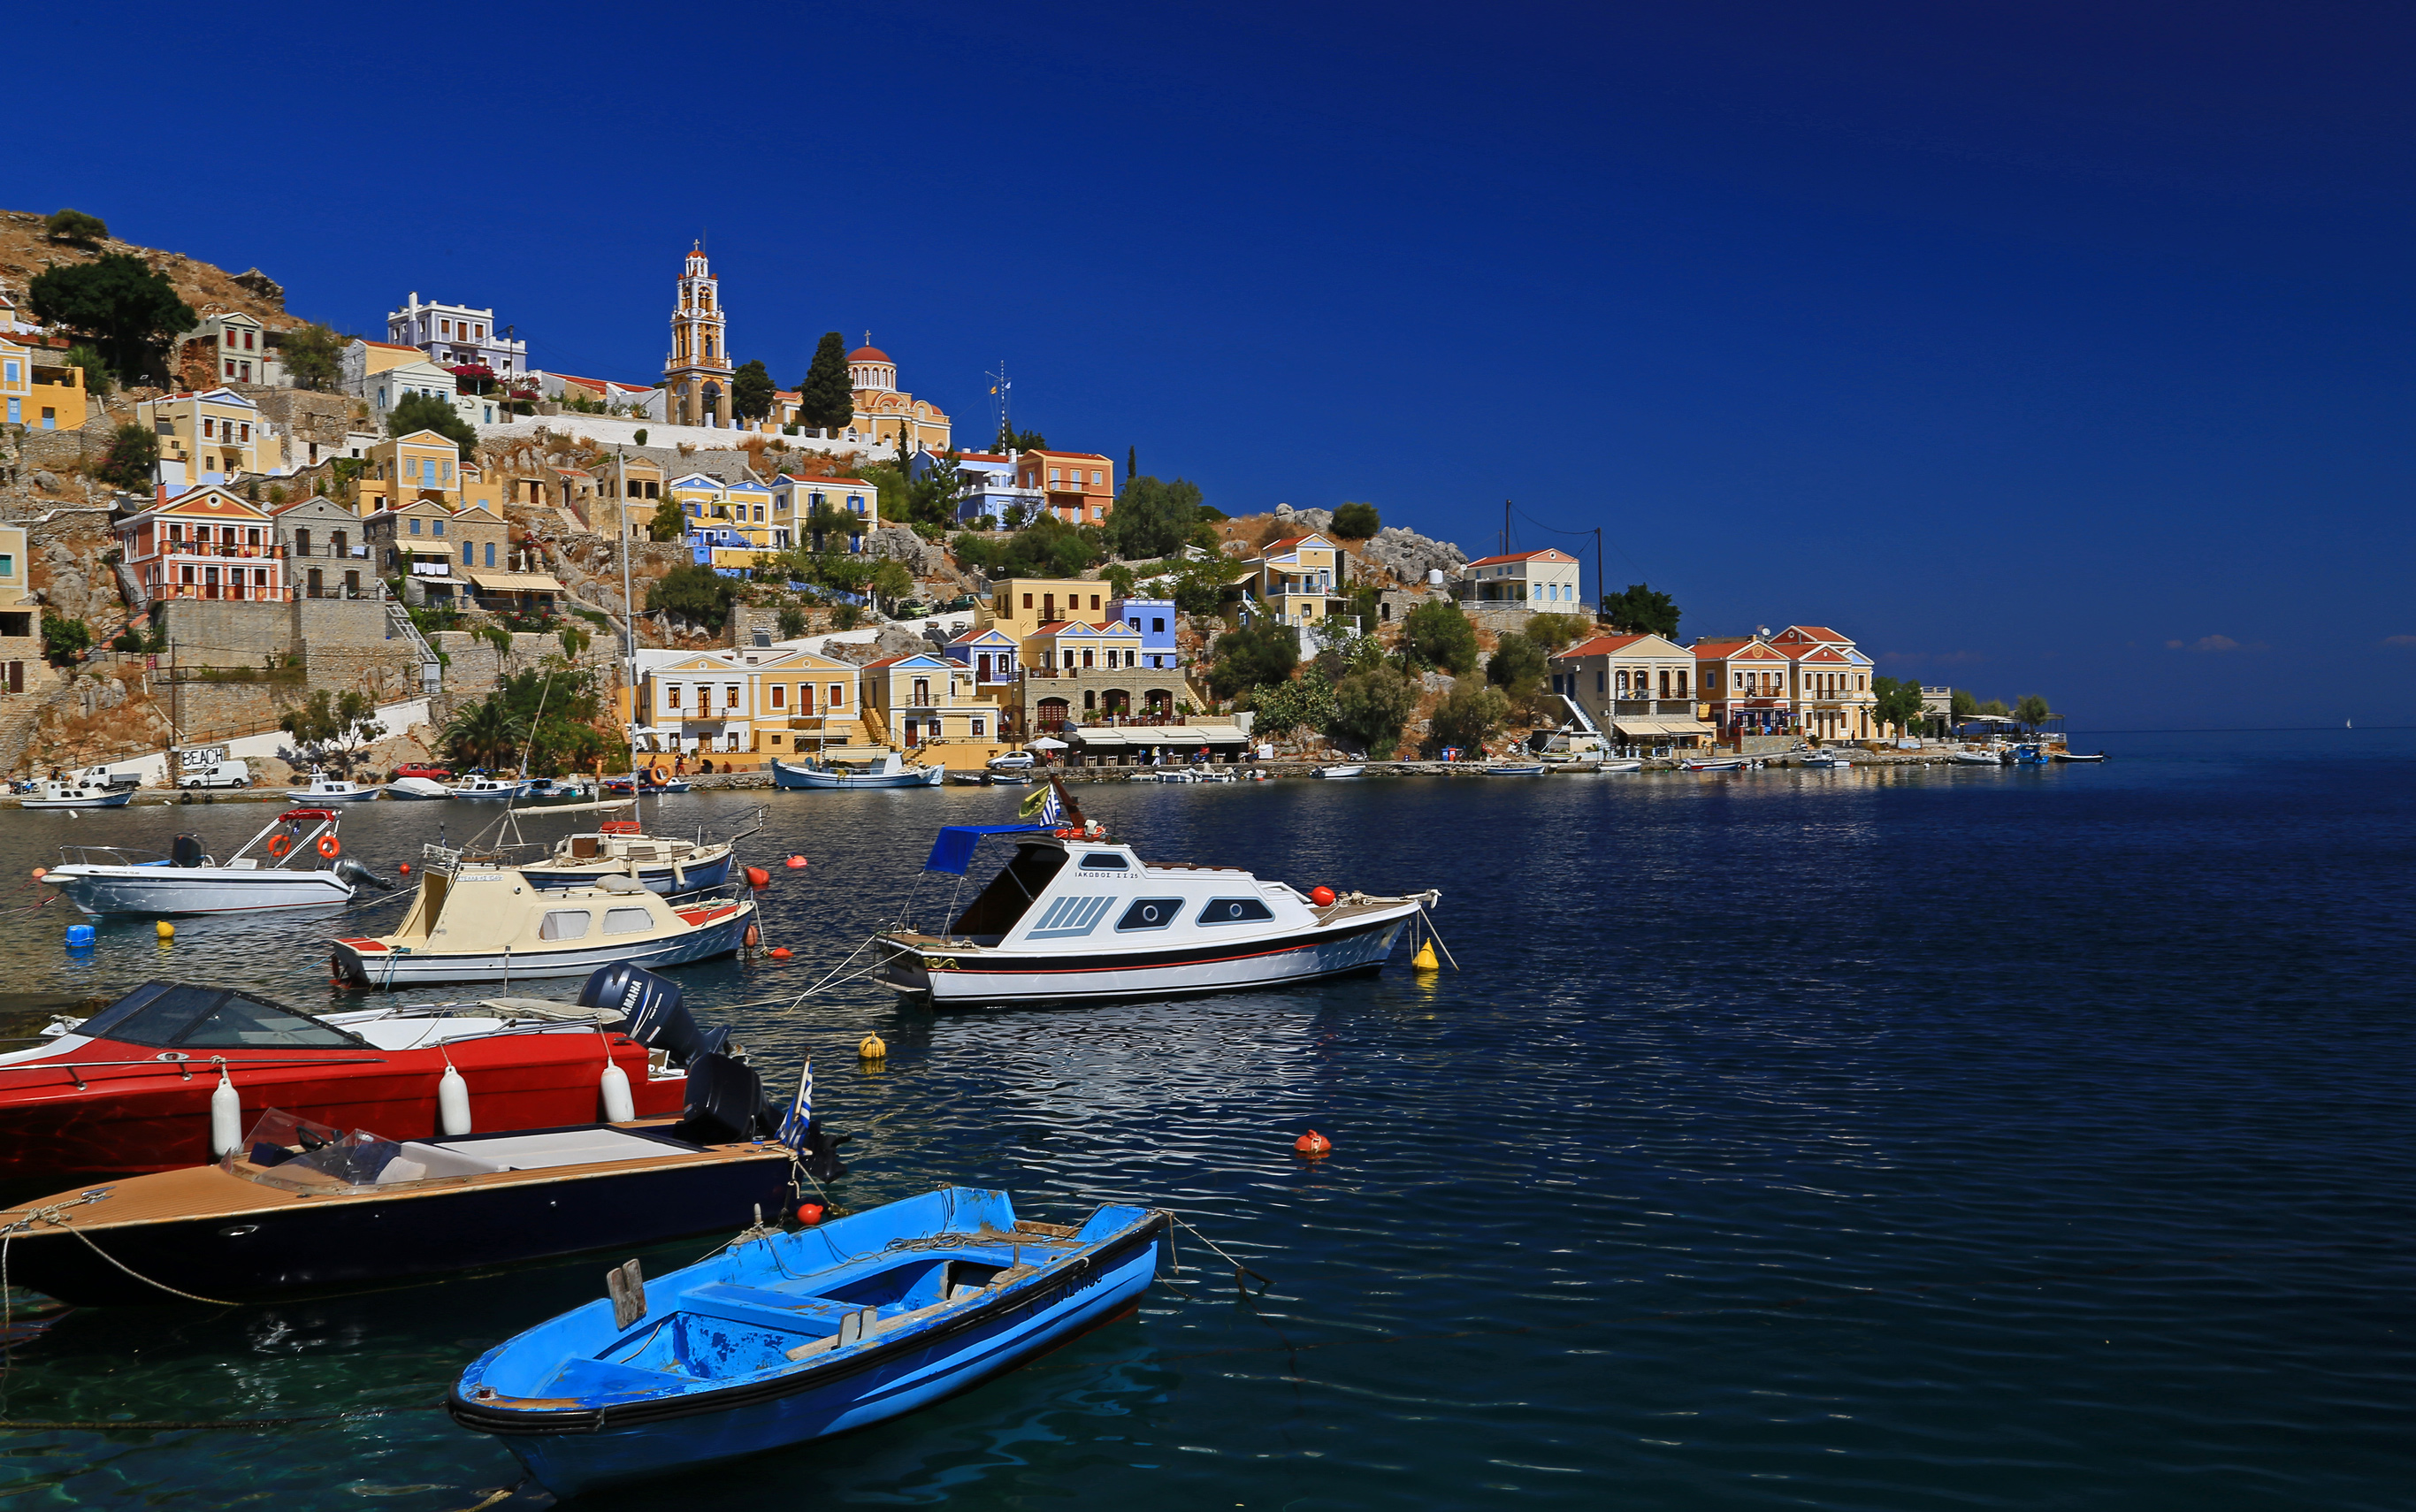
[0, 974, 707, 1181]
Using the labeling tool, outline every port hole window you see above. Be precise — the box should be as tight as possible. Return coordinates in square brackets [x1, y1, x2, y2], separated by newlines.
[1115, 897, 1185, 932]
[1197, 897, 1274, 925]
[602, 907, 655, 935]
[1079, 852, 1128, 870]
[539, 910, 592, 941]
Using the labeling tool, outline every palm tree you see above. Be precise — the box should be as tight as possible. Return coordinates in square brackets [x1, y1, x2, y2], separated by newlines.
[443, 694, 524, 772]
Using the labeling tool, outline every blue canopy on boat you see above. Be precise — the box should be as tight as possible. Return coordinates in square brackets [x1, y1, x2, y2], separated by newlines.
[924, 824, 1054, 875]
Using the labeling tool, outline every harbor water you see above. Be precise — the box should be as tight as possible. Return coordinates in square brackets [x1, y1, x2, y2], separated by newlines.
[0, 730, 2405, 1509]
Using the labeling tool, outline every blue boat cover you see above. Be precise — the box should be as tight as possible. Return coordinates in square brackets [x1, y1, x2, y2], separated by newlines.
[924, 824, 1053, 875]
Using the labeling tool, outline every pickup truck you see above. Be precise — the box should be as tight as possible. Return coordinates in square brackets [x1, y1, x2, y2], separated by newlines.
[75, 764, 144, 791]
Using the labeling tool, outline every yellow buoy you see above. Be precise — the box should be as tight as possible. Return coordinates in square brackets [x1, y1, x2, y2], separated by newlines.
[155, 920, 176, 942]
[858, 1032, 887, 1063]
[1411, 940, 1440, 972]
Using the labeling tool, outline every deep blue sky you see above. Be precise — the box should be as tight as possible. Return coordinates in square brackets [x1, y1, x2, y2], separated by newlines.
[15, 2, 2412, 726]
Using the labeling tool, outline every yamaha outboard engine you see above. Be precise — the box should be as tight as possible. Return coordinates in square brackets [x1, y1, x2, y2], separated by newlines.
[577, 963, 727, 1066]
[332, 857, 394, 891]
[172, 833, 205, 868]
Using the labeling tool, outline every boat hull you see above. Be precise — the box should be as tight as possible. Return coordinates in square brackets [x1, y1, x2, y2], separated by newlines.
[21, 791, 132, 809]
[770, 760, 944, 790]
[285, 789, 380, 802]
[520, 853, 734, 896]
[42, 863, 355, 917]
[0, 1141, 791, 1305]
[331, 903, 753, 986]
[875, 906, 1415, 1008]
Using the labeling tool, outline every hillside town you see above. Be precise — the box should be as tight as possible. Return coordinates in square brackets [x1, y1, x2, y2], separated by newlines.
[0, 207, 2030, 789]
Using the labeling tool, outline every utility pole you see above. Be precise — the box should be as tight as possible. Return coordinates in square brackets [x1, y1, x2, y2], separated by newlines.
[1594, 526, 1605, 622]
[1502, 500, 1512, 559]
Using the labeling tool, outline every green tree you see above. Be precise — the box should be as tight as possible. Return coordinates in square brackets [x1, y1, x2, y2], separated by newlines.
[1485, 630, 1549, 695]
[279, 323, 343, 391]
[1977, 699, 2007, 717]
[2015, 693, 2052, 733]
[998, 515, 1104, 578]
[1209, 620, 1300, 699]
[1951, 688, 1978, 719]
[26, 253, 195, 382]
[61, 344, 111, 400]
[797, 333, 855, 431]
[95, 423, 157, 490]
[730, 359, 776, 422]
[1329, 666, 1417, 756]
[868, 557, 914, 615]
[632, 428, 648, 447]
[44, 209, 108, 246]
[1401, 599, 1479, 675]
[280, 689, 381, 757]
[1105, 475, 1202, 560]
[1523, 612, 1587, 653]
[1248, 669, 1336, 740]
[1428, 683, 1511, 753]
[386, 390, 477, 459]
[907, 450, 967, 529]
[951, 532, 999, 572]
[1001, 427, 1047, 453]
[646, 561, 741, 630]
[39, 612, 91, 666]
[1600, 582, 1681, 639]
[442, 694, 522, 769]
[776, 605, 807, 639]
[559, 625, 590, 660]
[1330, 500, 1380, 539]
[1870, 676, 1927, 736]
[649, 494, 689, 541]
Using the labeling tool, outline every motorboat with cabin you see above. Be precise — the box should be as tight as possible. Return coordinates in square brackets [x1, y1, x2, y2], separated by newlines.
[518, 814, 753, 895]
[872, 796, 1437, 1007]
[286, 770, 382, 802]
[455, 775, 531, 801]
[40, 806, 392, 916]
[19, 776, 134, 809]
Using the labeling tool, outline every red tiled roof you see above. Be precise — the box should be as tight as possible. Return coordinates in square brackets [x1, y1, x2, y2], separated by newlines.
[849, 346, 891, 363]
[1024, 448, 1110, 462]
[864, 655, 909, 668]
[1554, 633, 1652, 660]
[1778, 624, 1849, 643]
[1691, 638, 1781, 661]
[1262, 534, 1327, 554]
[1464, 548, 1577, 568]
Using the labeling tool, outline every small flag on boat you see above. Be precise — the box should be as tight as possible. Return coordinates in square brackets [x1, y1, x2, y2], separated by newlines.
[1021, 782, 1064, 827]
[777, 1060, 813, 1152]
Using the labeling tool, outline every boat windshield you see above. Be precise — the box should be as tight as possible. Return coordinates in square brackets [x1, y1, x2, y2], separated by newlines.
[73, 982, 368, 1050]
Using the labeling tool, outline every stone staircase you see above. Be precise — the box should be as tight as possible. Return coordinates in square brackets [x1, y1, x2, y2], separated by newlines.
[385, 602, 443, 695]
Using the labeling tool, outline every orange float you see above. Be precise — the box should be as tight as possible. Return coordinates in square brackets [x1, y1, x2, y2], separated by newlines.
[1294, 1129, 1334, 1158]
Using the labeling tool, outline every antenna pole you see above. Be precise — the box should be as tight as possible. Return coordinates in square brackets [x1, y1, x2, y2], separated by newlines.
[1502, 500, 1511, 558]
[1594, 526, 1605, 622]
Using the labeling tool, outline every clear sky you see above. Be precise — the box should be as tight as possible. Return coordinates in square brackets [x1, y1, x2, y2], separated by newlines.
[14, 2, 2412, 727]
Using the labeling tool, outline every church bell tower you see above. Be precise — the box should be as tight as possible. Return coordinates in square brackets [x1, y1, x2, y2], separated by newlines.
[664, 245, 732, 428]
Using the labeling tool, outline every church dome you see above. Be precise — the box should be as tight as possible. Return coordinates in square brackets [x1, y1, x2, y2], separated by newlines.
[848, 345, 891, 363]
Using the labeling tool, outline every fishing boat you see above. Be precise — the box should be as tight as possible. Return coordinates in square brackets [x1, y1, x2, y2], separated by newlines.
[286, 770, 382, 803]
[330, 851, 756, 987]
[2009, 743, 2051, 766]
[455, 775, 530, 801]
[1312, 764, 1366, 779]
[517, 815, 750, 896]
[0, 969, 711, 1180]
[769, 752, 944, 790]
[2052, 751, 2107, 763]
[386, 775, 457, 800]
[872, 798, 1436, 1008]
[447, 1187, 1167, 1499]
[40, 807, 391, 917]
[19, 777, 134, 809]
[1483, 762, 1546, 776]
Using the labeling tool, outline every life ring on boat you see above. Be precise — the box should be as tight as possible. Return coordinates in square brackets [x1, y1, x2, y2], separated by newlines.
[265, 834, 294, 859]
[316, 834, 341, 859]
[1052, 828, 1081, 839]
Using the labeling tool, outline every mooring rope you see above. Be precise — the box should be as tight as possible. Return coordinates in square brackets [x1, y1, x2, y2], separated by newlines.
[0, 1195, 235, 1307]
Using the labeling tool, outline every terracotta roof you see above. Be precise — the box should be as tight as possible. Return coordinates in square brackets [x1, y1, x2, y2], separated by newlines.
[1777, 624, 1849, 643]
[849, 345, 891, 363]
[1691, 637, 1774, 660]
[1464, 548, 1577, 568]
[1261, 534, 1325, 554]
[1554, 633, 1653, 660]
[1024, 448, 1110, 462]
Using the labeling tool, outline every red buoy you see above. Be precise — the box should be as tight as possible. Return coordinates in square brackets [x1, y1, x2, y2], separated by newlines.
[398, 862, 411, 874]
[768, 946, 792, 959]
[745, 866, 771, 889]
[796, 1203, 825, 1226]
[1295, 1129, 1334, 1157]
[784, 854, 808, 869]
[1309, 886, 1336, 907]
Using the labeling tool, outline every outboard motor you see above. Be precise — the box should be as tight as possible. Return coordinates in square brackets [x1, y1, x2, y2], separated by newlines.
[172, 833, 205, 868]
[332, 857, 394, 891]
[577, 963, 728, 1066]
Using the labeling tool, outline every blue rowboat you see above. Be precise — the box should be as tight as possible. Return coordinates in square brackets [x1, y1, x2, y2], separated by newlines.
[447, 1187, 1167, 1497]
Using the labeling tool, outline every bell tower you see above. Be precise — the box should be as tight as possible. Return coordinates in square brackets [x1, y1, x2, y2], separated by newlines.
[664, 244, 732, 428]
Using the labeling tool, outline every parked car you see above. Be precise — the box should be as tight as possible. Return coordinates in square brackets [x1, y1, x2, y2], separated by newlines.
[986, 750, 1036, 772]
[392, 762, 455, 781]
[180, 760, 250, 790]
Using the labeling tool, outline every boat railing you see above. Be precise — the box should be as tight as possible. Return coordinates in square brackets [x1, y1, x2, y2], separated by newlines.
[56, 845, 173, 868]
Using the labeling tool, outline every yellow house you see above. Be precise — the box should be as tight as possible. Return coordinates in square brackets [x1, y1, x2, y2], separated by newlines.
[1022, 617, 1143, 674]
[860, 652, 1002, 755]
[0, 521, 33, 636]
[137, 389, 287, 489]
[979, 577, 1112, 642]
[0, 340, 89, 432]
[639, 648, 865, 763]
[0, 337, 29, 431]
[1251, 533, 1342, 626]
[597, 454, 666, 538]
[356, 430, 470, 515]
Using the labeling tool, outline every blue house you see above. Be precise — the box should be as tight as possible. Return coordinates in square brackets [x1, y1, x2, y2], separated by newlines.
[914, 449, 1043, 527]
[943, 624, 1021, 690]
[1107, 596, 1178, 670]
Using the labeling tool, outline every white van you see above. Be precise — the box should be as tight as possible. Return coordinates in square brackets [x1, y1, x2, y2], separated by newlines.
[180, 760, 250, 790]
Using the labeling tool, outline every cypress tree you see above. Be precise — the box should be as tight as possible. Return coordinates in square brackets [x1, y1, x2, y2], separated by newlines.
[797, 332, 854, 431]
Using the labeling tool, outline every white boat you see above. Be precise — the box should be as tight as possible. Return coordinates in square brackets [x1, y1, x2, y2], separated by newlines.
[40, 807, 391, 916]
[1484, 762, 1547, 776]
[1800, 752, 1851, 768]
[386, 776, 456, 800]
[19, 779, 134, 810]
[872, 813, 1437, 1009]
[771, 752, 944, 790]
[330, 854, 757, 987]
[1951, 751, 2001, 766]
[452, 775, 530, 801]
[286, 771, 382, 803]
[1679, 757, 1751, 772]
[514, 813, 750, 895]
[1594, 759, 1644, 773]
[1313, 764, 1366, 779]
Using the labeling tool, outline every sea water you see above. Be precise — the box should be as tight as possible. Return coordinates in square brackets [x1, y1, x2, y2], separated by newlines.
[0, 729, 2405, 1509]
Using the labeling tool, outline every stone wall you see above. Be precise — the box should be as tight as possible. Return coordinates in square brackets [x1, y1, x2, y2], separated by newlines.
[165, 599, 292, 668]
[241, 387, 357, 454]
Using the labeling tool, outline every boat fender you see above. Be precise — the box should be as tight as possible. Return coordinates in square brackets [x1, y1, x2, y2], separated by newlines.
[599, 1058, 635, 1124]
[796, 1202, 825, 1226]
[65, 924, 95, 951]
[745, 866, 770, 890]
[1294, 1129, 1334, 1158]
[438, 1060, 472, 1136]
[209, 1065, 241, 1157]
[1309, 886, 1335, 906]
[265, 835, 294, 859]
[28, 867, 42, 881]
[744, 923, 761, 948]
[317, 834, 341, 859]
[784, 854, 807, 869]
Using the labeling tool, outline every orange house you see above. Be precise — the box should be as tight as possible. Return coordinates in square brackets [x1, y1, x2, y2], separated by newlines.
[118, 487, 287, 604]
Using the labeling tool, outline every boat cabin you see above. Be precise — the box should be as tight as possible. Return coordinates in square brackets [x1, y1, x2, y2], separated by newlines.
[921, 828, 1321, 951]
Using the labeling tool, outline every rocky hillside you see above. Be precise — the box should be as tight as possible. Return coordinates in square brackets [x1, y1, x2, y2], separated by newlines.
[0, 209, 300, 329]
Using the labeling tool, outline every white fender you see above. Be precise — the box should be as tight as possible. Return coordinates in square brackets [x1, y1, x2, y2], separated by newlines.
[439, 1063, 472, 1135]
[600, 1059, 634, 1123]
[210, 1067, 241, 1157]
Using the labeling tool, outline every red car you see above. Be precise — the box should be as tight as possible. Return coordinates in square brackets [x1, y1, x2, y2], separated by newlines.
[392, 762, 454, 780]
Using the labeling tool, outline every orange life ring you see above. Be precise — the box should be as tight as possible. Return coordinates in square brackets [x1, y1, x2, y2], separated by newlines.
[316, 834, 341, 859]
[265, 834, 294, 859]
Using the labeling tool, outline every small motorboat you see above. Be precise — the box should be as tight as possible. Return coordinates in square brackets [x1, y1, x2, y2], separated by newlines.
[331, 855, 757, 986]
[517, 777, 600, 806]
[945, 769, 997, 786]
[602, 774, 692, 796]
[1800, 752, 1851, 768]
[20, 777, 134, 809]
[41, 807, 391, 916]
[1680, 757, 1750, 772]
[1951, 750, 2000, 766]
[0, 966, 717, 1180]
[448, 1187, 1167, 1500]
[1313, 764, 1366, 779]
[770, 752, 944, 790]
[386, 775, 456, 800]
[1591, 759, 1644, 773]
[2053, 751, 2106, 763]
[286, 770, 382, 803]
[2010, 743, 2051, 766]
[1483, 763, 1546, 776]
[873, 794, 1436, 1008]
[455, 775, 530, 801]
[517, 816, 748, 896]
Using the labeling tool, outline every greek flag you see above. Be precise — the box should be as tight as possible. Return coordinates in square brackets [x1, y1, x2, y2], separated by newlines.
[1019, 782, 1064, 827]
[777, 1060, 813, 1152]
